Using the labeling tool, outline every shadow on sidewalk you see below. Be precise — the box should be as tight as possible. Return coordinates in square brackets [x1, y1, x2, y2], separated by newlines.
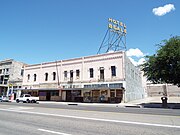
[140, 103, 180, 109]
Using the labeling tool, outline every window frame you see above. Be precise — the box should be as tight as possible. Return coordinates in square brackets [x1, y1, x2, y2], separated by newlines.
[111, 66, 116, 77]
[89, 68, 94, 78]
[45, 73, 48, 81]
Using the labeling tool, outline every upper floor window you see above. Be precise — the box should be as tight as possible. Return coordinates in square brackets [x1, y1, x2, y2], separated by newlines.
[64, 71, 67, 80]
[111, 66, 116, 76]
[27, 74, 30, 81]
[76, 69, 80, 78]
[53, 72, 56, 81]
[21, 69, 24, 76]
[6, 68, 9, 74]
[100, 67, 104, 80]
[34, 74, 37, 82]
[70, 70, 73, 81]
[89, 68, 94, 78]
[45, 73, 48, 81]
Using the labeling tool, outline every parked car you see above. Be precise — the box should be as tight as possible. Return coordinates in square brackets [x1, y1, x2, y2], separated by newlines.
[16, 94, 39, 103]
[0, 96, 10, 102]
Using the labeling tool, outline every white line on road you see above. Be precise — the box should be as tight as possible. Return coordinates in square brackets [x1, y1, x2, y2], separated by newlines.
[38, 128, 71, 135]
[0, 108, 180, 129]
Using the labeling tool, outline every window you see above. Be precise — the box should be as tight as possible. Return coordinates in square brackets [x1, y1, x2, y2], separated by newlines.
[27, 74, 30, 81]
[51, 91, 59, 96]
[6, 68, 9, 74]
[45, 73, 48, 81]
[53, 72, 56, 81]
[100, 67, 104, 80]
[111, 66, 116, 76]
[89, 68, 94, 78]
[25, 94, 30, 97]
[34, 74, 37, 82]
[70, 70, 73, 78]
[76, 69, 80, 78]
[21, 69, 24, 76]
[64, 71, 67, 80]
[70, 70, 73, 81]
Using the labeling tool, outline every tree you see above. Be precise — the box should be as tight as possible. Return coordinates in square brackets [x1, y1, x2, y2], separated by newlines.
[142, 36, 180, 87]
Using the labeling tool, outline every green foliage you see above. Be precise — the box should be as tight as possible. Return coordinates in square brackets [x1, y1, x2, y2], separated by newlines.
[142, 36, 180, 87]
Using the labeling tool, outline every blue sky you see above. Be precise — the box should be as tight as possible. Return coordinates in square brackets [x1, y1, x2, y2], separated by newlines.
[0, 0, 179, 65]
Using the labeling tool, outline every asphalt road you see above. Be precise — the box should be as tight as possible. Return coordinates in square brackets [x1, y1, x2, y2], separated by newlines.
[0, 102, 180, 135]
[1, 101, 180, 116]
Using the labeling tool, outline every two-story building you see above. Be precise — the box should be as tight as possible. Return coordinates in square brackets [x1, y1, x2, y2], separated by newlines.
[0, 59, 26, 99]
[19, 51, 145, 103]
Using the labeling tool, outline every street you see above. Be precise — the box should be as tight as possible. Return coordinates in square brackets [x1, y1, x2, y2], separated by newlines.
[0, 102, 180, 135]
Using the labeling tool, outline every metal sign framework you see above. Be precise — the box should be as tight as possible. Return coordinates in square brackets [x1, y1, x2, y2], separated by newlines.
[97, 18, 127, 54]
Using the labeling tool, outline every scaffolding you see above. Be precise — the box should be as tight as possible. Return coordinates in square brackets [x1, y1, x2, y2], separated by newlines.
[97, 18, 127, 54]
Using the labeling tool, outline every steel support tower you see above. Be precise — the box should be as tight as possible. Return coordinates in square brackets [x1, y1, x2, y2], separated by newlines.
[97, 18, 127, 54]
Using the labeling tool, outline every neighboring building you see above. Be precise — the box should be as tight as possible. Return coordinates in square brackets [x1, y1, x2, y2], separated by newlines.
[0, 59, 26, 99]
[20, 51, 145, 103]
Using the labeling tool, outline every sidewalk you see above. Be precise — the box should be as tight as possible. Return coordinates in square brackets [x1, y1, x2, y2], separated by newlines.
[38, 101, 140, 108]
[11, 96, 180, 109]
[128, 96, 180, 109]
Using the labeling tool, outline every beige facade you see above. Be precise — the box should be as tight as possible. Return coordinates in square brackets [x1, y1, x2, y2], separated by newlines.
[0, 59, 26, 98]
[20, 51, 145, 103]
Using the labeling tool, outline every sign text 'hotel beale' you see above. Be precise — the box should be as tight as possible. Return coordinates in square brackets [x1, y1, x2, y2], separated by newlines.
[108, 18, 127, 34]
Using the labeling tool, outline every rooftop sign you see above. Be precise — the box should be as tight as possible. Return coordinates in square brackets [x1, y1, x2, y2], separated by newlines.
[108, 18, 127, 34]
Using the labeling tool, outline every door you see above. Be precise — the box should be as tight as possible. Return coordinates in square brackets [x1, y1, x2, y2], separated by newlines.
[46, 92, 51, 101]
[110, 90, 115, 103]
[66, 91, 72, 101]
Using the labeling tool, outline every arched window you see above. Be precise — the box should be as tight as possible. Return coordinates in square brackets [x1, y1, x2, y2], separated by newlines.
[34, 74, 37, 82]
[45, 73, 48, 81]
[27, 74, 30, 81]
[53, 72, 56, 81]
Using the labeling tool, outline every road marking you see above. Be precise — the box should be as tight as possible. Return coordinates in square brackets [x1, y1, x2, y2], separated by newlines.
[7, 107, 34, 111]
[0, 108, 180, 129]
[38, 128, 71, 135]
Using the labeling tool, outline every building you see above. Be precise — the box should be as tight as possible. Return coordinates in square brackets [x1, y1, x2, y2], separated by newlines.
[20, 51, 145, 103]
[0, 59, 26, 99]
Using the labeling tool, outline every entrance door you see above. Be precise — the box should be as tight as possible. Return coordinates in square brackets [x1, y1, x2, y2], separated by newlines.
[110, 90, 115, 103]
[92, 90, 100, 102]
[46, 92, 51, 101]
[62, 91, 66, 101]
[66, 91, 72, 102]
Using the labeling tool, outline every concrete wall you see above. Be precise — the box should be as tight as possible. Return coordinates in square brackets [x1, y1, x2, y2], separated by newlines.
[124, 54, 145, 102]
[147, 84, 180, 97]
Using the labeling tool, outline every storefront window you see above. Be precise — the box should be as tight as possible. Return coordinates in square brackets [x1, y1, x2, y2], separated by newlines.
[51, 91, 59, 96]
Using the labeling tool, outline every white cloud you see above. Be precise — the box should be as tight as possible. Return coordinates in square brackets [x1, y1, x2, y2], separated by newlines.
[137, 58, 146, 65]
[152, 4, 175, 16]
[129, 57, 138, 66]
[129, 57, 146, 66]
[126, 48, 144, 57]
[126, 48, 146, 66]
